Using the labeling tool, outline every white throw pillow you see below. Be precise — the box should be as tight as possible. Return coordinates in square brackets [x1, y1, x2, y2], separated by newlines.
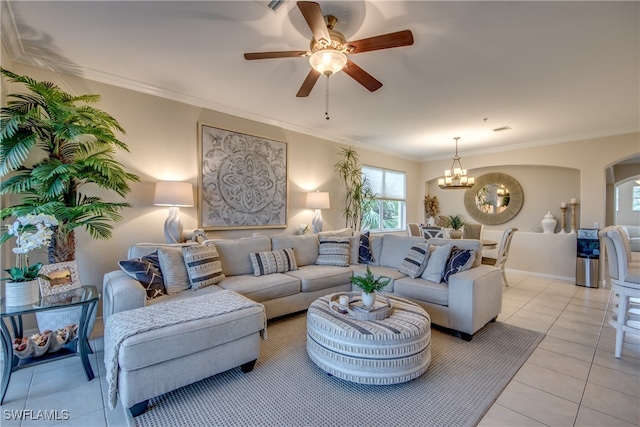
[421, 244, 452, 283]
[182, 244, 225, 290]
[157, 246, 191, 294]
[315, 237, 351, 267]
[398, 242, 430, 279]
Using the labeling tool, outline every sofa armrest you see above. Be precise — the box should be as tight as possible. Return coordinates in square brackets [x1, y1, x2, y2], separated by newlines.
[447, 265, 503, 335]
[102, 270, 146, 323]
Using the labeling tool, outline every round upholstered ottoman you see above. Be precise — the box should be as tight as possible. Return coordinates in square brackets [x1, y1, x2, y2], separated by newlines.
[306, 293, 431, 385]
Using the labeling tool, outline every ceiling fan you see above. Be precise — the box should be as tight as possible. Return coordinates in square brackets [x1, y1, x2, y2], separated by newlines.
[244, 1, 414, 98]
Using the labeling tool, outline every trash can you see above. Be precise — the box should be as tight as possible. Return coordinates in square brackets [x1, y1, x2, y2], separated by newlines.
[576, 228, 600, 288]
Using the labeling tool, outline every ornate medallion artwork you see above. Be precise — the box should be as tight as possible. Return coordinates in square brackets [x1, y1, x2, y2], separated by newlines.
[199, 124, 287, 229]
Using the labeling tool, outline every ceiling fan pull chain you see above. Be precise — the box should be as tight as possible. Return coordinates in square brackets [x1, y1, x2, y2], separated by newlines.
[325, 75, 330, 120]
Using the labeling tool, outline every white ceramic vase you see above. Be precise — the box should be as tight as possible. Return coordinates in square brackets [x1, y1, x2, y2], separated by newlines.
[361, 291, 376, 308]
[5, 280, 40, 306]
[541, 211, 557, 234]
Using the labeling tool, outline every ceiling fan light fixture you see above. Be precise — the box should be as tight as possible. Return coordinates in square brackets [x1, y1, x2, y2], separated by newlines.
[309, 49, 347, 75]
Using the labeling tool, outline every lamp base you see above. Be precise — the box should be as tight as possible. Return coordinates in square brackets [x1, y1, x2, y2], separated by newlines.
[312, 209, 324, 234]
[164, 206, 184, 243]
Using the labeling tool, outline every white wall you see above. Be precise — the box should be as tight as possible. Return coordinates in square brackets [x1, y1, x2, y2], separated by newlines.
[616, 179, 640, 226]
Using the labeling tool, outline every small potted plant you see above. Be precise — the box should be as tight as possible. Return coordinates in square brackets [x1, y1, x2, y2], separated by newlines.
[446, 214, 466, 239]
[350, 266, 390, 307]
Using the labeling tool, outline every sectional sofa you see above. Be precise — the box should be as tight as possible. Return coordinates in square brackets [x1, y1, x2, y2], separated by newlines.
[103, 231, 503, 339]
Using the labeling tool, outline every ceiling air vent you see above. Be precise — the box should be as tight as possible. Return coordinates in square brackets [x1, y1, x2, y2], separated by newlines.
[492, 126, 512, 132]
[265, 0, 287, 12]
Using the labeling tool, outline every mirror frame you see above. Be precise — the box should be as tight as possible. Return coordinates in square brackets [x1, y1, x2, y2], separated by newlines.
[464, 172, 524, 225]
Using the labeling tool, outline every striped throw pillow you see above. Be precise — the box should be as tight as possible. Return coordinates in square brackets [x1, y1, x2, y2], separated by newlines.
[398, 242, 430, 279]
[315, 237, 351, 267]
[250, 248, 298, 276]
[181, 244, 225, 290]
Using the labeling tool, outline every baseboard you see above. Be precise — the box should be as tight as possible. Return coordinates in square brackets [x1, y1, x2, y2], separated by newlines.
[507, 268, 574, 283]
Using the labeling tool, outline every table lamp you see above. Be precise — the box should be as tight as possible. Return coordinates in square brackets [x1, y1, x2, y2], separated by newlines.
[306, 191, 330, 233]
[154, 181, 194, 243]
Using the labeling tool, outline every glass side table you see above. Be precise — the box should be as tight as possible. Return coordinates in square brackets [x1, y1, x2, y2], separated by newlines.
[0, 285, 100, 404]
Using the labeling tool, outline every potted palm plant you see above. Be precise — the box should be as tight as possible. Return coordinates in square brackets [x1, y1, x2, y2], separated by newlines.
[1, 68, 139, 329]
[334, 147, 376, 231]
[446, 214, 466, 239]
[350, 266, 390, 307]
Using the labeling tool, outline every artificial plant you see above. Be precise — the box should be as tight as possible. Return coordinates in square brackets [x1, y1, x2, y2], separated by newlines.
[0, 68, 139, 263]
[334, 146, 376, 230]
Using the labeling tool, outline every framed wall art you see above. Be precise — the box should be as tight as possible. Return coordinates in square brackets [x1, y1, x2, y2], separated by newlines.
[198, 123, 288, 229]
[37, 261, 82, 297]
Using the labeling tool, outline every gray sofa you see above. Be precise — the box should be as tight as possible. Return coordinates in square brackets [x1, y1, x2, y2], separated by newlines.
[103, 232, 503, 339]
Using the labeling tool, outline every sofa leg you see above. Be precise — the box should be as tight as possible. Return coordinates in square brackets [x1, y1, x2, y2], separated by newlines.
[490, 316, 498, 322]
[457, 332, 473, 342]
[129, 400, 149, 417]
[240, 359, 257, 373]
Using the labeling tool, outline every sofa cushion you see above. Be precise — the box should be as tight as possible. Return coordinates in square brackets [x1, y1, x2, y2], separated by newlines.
[398, 242, 430, 279]
[118, 252, 166, 300]
[315, 237, 351, 267]
[182, 245, 226, 290]
[285, 265, 353, 292]
[128, 242, 198, 260]
[217, 274, 300, 302]
[206, 235, 271, 277]
[394, 277, 449, 306]
[379, 235, 427, 269]
[250, 248, 298, 276]
[428, 238, 483, 267]
[358, 231, 375, 264]
[350, 265, 402, 292]
[157, 246, 191, 294]
[443, 248, 475, 284]
[318, 228, 353, 238]
[271, 234, 319, 266]
[421, 244, 452, 283]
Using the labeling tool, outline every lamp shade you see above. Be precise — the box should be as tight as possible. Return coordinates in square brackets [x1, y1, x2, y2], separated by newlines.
[153, 181, 194, 207]
[306, 191, 330, 209]
[309, 50, 347, 75]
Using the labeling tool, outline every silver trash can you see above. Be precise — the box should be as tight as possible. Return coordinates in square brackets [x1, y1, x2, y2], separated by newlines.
[576, 228, 600, 288]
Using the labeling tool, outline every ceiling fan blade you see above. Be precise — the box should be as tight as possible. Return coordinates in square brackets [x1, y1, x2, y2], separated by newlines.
[296, 69, 321, 97]
[347, 30, 414, 54]
[297, 1, 331, 43]
[244, 51, 308, 60]
[342, 60, 383, 92]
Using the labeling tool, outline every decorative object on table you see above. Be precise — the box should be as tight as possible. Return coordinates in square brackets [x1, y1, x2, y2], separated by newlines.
[423, 195, 440, 225]
[541, 211, 557, 234]
[559, 202, 567, 234]
[328, 292, 393, 321]
[296, 224, 310, 235]
[445, 214, 466, 239]
[334, 147, 376, 230]
[350, 266, 390, 308]
[199, 123, 287, 230]
[11, 324, 78, 359]
[154, 181, 194, 243]
[438, 137, 474, 189]
[1, 214, 58, 306]
[0, 68, 139, 264]
[37, 261, 82, 297]
[306, 191, 330, 233]
[570, 198, 578, 234]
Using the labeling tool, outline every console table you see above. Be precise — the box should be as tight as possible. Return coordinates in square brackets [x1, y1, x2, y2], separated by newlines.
[0, 285, 99, 404]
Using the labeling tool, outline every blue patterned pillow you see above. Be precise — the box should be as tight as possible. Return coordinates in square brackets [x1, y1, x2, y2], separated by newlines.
[398, 242, 430, 279]
[443, 247, 475, 284]
[358, 231, 375, 264]
[250, 248, 298, 276]
[118, 250, 166, 299]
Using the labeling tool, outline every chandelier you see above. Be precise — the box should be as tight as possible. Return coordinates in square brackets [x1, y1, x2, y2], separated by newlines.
[438, 137, 475, 189]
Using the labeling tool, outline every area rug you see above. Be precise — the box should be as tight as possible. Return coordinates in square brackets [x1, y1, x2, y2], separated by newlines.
[132, 313, 544, 427]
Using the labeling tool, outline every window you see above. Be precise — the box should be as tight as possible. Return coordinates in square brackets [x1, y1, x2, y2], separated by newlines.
[361, 165, 406, 232]
[633, 186, 640, 211]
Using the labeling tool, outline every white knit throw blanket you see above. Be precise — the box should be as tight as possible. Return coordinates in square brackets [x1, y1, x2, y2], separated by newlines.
[104, 290, 266, 409]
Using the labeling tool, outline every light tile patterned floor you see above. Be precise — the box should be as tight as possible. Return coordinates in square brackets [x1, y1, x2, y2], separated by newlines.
[1, 272, 639, 427]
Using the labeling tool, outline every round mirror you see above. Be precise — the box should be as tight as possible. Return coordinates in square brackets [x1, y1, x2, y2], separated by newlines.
[464, 173, 523, 225]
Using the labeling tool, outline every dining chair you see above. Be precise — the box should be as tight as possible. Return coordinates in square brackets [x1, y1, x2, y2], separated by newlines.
[481, 227, 518, 287]
[599, 226, 640, 358]
[462, 223, 484, 240]
[408, 223, 422, 237]
[422, 226, 444, 239]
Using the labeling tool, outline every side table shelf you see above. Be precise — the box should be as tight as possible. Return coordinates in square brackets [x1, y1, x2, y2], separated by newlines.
[0, 285, 100, 404]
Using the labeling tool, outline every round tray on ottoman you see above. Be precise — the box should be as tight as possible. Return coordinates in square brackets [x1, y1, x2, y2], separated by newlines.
[306, 293, 431, 385]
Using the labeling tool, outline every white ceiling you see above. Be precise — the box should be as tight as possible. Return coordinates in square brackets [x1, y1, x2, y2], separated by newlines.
[2, 1, 639, 160]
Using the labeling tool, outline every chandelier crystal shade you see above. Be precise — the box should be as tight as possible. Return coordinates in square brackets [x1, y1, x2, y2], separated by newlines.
[438, 137, 475, 189]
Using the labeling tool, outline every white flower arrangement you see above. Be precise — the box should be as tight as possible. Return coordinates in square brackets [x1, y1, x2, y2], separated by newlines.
[2, 214, 58, 282]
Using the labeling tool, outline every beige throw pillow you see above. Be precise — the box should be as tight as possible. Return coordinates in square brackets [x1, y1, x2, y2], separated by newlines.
[157, 246, 191, 294]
